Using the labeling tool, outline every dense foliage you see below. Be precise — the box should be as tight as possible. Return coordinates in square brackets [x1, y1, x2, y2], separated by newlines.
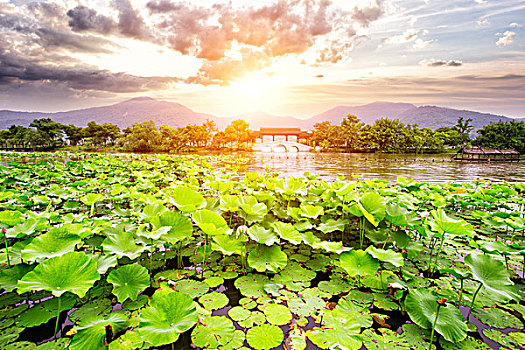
[473, 120, 525, 153]
[0, 152, 524, 349]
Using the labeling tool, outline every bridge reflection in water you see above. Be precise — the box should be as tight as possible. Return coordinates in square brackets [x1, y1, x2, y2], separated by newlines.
[252, 141, 313, 153]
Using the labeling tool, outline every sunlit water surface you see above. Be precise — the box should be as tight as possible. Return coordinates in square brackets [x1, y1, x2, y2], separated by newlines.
[239, 152, 525, 183]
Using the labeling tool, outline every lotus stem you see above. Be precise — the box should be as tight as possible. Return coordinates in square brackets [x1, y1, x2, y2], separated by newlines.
[90, 202, 95, 217]
[3, 235, 10, 268]
[466, 283, 482, 320]
[428, 302, 442, 350]
[54, 297, 62, 340]
[522, 255, 525, 279]
[457, 279, 464, 307]
[432, 236, 446, 274]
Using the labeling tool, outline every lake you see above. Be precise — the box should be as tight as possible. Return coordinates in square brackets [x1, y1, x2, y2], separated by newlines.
[240, 152, 525, 183]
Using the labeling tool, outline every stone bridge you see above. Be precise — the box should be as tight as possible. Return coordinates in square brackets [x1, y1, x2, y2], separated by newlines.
[252, 141, 313, 152]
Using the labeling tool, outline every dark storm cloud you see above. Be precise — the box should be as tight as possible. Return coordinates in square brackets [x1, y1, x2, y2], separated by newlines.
[67, 6, 117, 34]
[113, 0, 153, 40]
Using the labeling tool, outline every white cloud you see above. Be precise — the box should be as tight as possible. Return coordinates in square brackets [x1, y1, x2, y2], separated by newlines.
[419, 59, 463, 67]
[381, 28, 434, 49]
[496, 31, 516, 46]
[509, 22, 522, 28]
[477, 18, 489, 26]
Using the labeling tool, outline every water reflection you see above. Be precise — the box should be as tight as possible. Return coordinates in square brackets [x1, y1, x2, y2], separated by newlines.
[243, 152, 525, 183]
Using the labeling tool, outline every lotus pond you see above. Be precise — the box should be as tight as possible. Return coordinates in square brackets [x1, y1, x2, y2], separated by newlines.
[0, 152, 525, 350]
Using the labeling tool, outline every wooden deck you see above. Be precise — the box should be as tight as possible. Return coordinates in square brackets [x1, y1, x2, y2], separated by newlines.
[452, 148, 520, 162]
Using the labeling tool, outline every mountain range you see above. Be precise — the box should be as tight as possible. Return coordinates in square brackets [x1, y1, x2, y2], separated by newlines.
[1, 97, 522, 134]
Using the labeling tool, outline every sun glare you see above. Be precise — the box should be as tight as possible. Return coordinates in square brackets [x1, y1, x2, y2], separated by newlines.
[226, 75, 284, 112]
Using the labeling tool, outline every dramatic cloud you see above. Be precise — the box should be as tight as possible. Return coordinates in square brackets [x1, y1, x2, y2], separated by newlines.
[67, 6, 117, 34]
[381, 29, 435, 49]
[496, 30, 515, 46]
[419, 59, 463, 67]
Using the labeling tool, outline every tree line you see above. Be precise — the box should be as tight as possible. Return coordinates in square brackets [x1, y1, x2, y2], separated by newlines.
[0, 118, 252, 152]
[311, 115, 525, 154]
[0, 115, 523, 153]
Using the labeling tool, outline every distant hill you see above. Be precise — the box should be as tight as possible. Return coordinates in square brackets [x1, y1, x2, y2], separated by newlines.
[0, 97, 522, 134]
[308, 102, 417, 126]
[0, 97, 219, 129]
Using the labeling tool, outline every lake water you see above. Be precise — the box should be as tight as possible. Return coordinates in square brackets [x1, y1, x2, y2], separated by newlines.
[241, 152, 525, 183]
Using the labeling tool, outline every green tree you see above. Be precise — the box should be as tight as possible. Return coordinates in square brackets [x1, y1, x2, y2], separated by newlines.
[435, 127, 462, 148]
[120, 120, 162, 152]
[63, 124, 85, 146]
[224, 119, 251, 148]
[159, 125, 189, 152]
[341, 114, 364, 151]
[454, 117, 473, 146]
[370, 118, 406, 152]
[473, 120, 525, 153]
[29, 118, 65, 145]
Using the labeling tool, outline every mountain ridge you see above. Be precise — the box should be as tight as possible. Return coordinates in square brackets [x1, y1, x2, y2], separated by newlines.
[0, 97, 522, 133]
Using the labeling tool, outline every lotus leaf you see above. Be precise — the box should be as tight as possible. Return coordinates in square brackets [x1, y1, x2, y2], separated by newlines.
[362, 328, 411, 350]
[166, 186, 205, 213]
[21, 228, 81, 261]
[260, 303, 292, 325]
[17, 252, 100, 298]
[366, 246, 404, 267]
[318, 219, 345, 233]
[108, 330, 143, 350]
[0, 265, 33, 292]
[358, 192, 386, 227]
[198, 291, 229, 310]
[428, 209, 474, 237]
[471, 307, 523, 329]
[102, 230, 146, 260]
[272, 222, 302, 245]
[248, 245, 287, 273]
[192, 209, 228, 236]
[235, 274, 270, 298]
[405, 288, 467, 343]
[247, 225, 279, 246]
[440, 336, 492, 350]
[247, 323, 283, 350]
[169, 280, 209, 298]
[212, 234, 242, 256]
[221, 329, 246, 350]
[339, 249, 379, 277]
[464, 253, 519, 300]
[107, 264, 149, 302]
[139, 290, 198, 347]
[191, 316, 235, 349]
[298, 203, 323, 219]
[16, 294, 76, 327]
[482, 328, 518, 349]
[69, 313, 128, 350]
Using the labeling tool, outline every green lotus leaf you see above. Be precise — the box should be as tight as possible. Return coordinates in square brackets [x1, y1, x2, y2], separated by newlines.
[260, 303, 292, 325]
[212, 234, 242, 256]
[318, 278, 352, 295]
[237, 310, 266, 328]
[0, 211, 23, 227]
[69, 298, 112, 324]
[221, 329, 246, 350]
[464, 253, 519, 300]
[318, 219, 345, 233]
[219, 194, 240, 212]
[405, 288, 467, 343]
[192, 209, 229, 236]
[471, 307, 523, 329]
[239, 196, 268, 219]
[4, 341, 36, 349]
[339, 250, 379, 277]
[139, 290, 199, 347]
[362, 328, 411, 350]
[169, 279, 209, 299]
[69, 313, 129, 350]
[137, 225, 171, 240]
[0, 264, 33, 292]
[358, 192, 386, 227]
[272, 222, 302, 245]
[6, 218, 47, 238]
[247, 225, 279, 246]
[102, 230, 146, 260]
[167, 187, 206, 213]
[191, 316, 235, 349]
[35, 338, 70, 349]
[366, 246, 404, 267]
[228, 306, 251, 322]
[311, 240, 346, 254]
[298, 203, 324, 219]
[17, 252, 100, 298]
[152, 211, 193, 243]
[307, 327, 362, 350]
[247, 323, 284, 350]
[288, 298, 316, 317]
[428, 209, 474, 237]
[235, 274, 270, 299]
[107, 264, 150, 302]
[248, 245, 287, 273]
[198, 292, 229, 311]
[203, 276, 224, 288]
[21, 228, 81, 261]
[80, 193, 104, 206]
[16, 294, 76, 328]
[385, 203, 410, 227]
[88, 253, 118, 274]
[439, 336, 491, 350]
[108, 330, 144, 350]
[482, 328, 517, 349]
[140, 203, 168, 221]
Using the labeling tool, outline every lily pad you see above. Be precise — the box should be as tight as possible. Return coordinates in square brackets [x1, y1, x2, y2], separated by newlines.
[248, 245, 287, 273]
[198, 292, 229, 311]
[191, 316, 235, 349]
[260, 303, 292, 325]
[247, 323, 284, 350]
[107, 264, 149, 302]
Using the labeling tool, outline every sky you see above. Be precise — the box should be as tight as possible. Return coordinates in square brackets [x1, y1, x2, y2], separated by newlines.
[0, 0, 524, 118]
